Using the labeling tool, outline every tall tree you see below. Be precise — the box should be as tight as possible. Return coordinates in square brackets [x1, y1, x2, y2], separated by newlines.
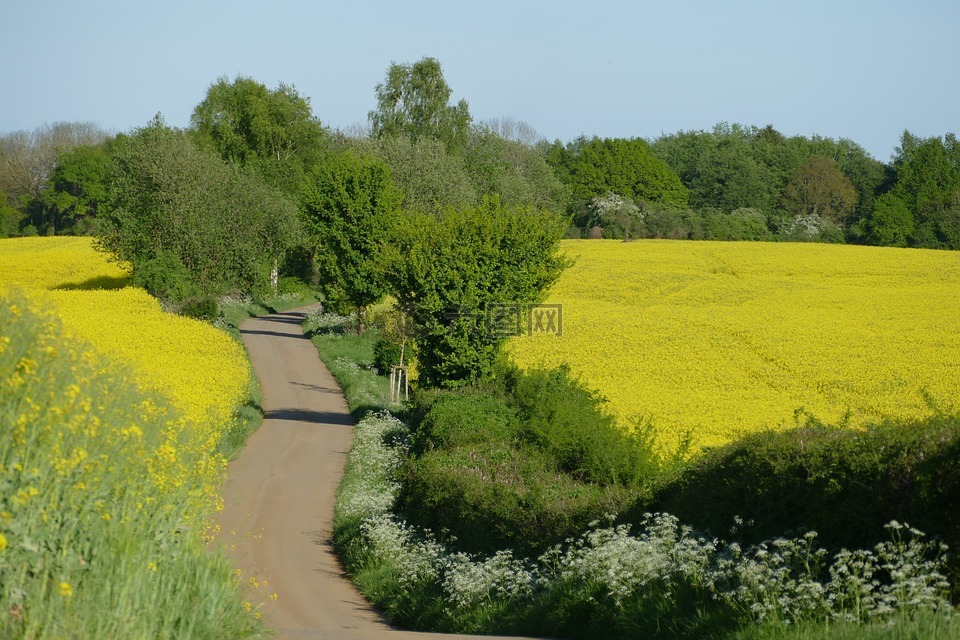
[384, 198, 569, 388]
[361, 135, 477, 214]
[301, 150, 401, 330]
[368, 57, 472, 155]
[863, 193, 914, 247]
[37, 145, 113, 235]
[780, 155, 859, 224]
[190, 76, 329, 195]
[892, 132, 960, 221]
[0, 122, 110, 204]
[465, 128, 569, 212]
[566, 137, 688, 208]
[99, 118, 301, 298]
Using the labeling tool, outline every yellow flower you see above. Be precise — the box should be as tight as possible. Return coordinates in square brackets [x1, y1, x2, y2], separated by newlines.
[509, 240, 960, 456]
[59, 581, 73, 598]
[0, 533, 8, 552]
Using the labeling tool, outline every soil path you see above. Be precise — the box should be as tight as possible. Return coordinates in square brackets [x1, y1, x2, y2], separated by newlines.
[216, 306, 533, 640]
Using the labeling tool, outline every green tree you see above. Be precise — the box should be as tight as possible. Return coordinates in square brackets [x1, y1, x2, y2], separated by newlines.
[465, 128, 568, 212]
[301, 150, 402, 330]
[98, 118, 301, 299]
[384, 198, 569, 388]
[893, 133, 960, 222]
[362, 135, 476, 214]
[863, 193, 915, 247]
[368, 57, 472, 155]
[780, 155, 859, 224]
[566, 137, 688, 208]
[0, 122, 110, 203]
[37, 145, 113, 234]
[0, 188, 23, 237]
[190, 76, 329, 195]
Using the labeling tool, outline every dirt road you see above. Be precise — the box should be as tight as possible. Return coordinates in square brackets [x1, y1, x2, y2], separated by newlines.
[215, 306, 533, 639]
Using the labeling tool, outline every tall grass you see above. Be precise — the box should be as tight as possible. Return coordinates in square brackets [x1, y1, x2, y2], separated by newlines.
[0, 289, 262, 638]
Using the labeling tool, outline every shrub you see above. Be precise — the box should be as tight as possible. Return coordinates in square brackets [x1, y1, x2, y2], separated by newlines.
[396, 366, 658, 555]
[179, 295, 220, 322]
[506, 365, 660, 487]
[132, 250, 195, 302]
[642, 414, 960, 594]
[373, 337, 403, 375]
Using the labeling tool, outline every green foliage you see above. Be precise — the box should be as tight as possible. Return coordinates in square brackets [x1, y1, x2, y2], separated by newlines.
[0, 188, 23, 237]
[97, 117, 302, 297]
[780, 155, 859, 224]
[35, 144, 113, 235]
[384, 198, 569, 388]
[372, 337, 403, 374]
[863, 193, 914, 247]
[396, 365, 659, 554]
[179, 295, 220, 322]
[565, 136, 689, 209]
[398, 368, 651, 554]
[464, 128, 569, 212]
[364, 135, 476, 213]
[892, 133, 960, 221]
[190, 75, 329, 196]
[505, 366, 659, 487]
[699, 208, 771, 241]
[130, 251, 196, 302]
[643, 414, 960, 590]
[651, 124, 890, 238]
[301, 150, 401, 328]
[369, 57, 472, 155]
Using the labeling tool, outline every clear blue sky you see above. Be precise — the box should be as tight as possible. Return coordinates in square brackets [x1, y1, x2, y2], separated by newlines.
[2, 0, 957, 162]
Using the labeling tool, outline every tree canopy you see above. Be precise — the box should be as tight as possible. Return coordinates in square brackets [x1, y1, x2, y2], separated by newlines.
[384, 198, 569, 388]
[368, 57, 472, 155]
[190, 76, 329, 195]
[301, 150, 402, 328]
[98, 118, 301, 298]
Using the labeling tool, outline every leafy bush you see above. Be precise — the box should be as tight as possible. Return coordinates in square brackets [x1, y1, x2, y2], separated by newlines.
[642, 414, 960, 593]
[505, 365, 660, 486]
[373, 337, 403, 375]
[131, 250, 195, 302]
[396, 366, 658, 554]
[179, 295, 220, 322]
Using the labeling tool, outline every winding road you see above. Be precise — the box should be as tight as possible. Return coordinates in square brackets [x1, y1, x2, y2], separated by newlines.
[215, 306, 533, 639]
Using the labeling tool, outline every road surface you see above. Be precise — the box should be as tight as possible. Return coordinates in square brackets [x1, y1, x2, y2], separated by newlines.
[215, 306, 535, 639]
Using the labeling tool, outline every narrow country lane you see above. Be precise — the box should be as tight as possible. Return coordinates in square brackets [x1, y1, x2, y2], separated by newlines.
[215, 306, 537, 640]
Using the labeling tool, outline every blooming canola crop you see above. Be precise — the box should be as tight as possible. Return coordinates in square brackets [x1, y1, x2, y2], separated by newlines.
[508, 240, 960, 455]
[0, 236, 249, 430]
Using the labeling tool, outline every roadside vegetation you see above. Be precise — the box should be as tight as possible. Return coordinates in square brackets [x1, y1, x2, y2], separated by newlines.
[0, 285, 263, 638]
[316, 312, 957, 639]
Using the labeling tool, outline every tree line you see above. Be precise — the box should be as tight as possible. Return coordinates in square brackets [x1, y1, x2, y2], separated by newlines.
[3, 57, 958, 251]
[1, 58, 958, 386]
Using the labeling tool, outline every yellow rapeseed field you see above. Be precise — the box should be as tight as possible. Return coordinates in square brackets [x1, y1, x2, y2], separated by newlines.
[0, 236, 130, 290]
[0, 236, 258, 636]
[0, 236, 249, 432]
[508, 240, 960, 456]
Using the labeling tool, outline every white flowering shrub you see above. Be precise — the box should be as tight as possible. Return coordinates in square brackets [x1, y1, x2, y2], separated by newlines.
[304, 307, 357, 332]
[539, 514, 716, 606]
[442, 550, 536, 609]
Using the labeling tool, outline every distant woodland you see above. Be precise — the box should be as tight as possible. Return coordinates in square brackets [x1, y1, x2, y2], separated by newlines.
[2, 57, 958, 252]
